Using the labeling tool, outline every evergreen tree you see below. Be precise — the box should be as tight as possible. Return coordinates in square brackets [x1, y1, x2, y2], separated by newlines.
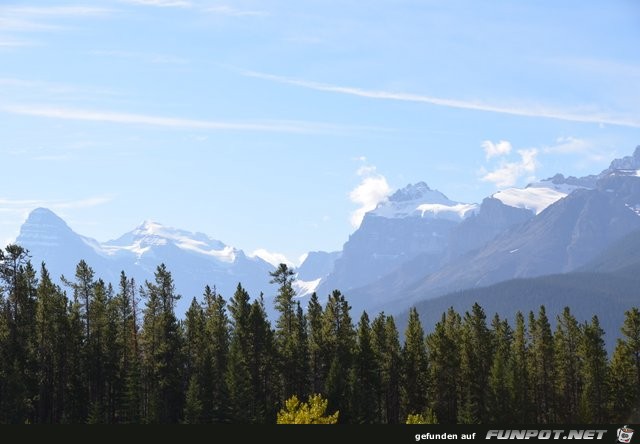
[226, 284, 253, 423]
[609, 308, 640, 421]
[140, 264, 184, 423]
[401, 307, 429, 419]
[307, 293, 325, 394]
[510, 311, 531, 422]
[202, 286, 229, 423]
[457, 303, 492, 424]
[351, 312, 379, 423]
[183, 297, 205, 423]
[322, 290, 355, 423]
[528, 306, 555, 423]
[426, 308, 461, 424]
[553, 307, 582, 423]
[383, 315, 401, 424]
[487, 314, 513, 423]
[247, 296, 277, 422]
[34, 263, 68, 423]
[271, 264, 308, 400]
[578, 316, 609, 422]
[0, 245, 37, 423]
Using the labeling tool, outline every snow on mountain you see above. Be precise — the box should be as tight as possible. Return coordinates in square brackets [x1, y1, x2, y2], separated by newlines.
[493, 175, 593, 215]
[371, 182, 478, 221]
[103, 220, 237, 263]
[16, 209, 276, 317]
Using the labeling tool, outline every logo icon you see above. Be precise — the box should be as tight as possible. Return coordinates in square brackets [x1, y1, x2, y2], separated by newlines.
[617, 426, 634, 444]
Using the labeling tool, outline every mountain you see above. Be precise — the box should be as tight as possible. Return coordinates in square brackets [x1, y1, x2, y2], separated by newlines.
[328, 145, 640, 318]
[294, 250, 341, 296]
[316, 182, 477, 296]
[396, 269, 640, 353]
[16, 209, 276, 316]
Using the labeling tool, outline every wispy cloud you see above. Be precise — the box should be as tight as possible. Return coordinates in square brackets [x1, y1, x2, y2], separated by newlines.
[542, 136, 592, 154]
[349, 161, 391, 228]
[2, 104, 369, 135]
[119, 0, 191, 7]
[0, 38, 34, 48]
[89, 50, 189, 65]
[205, 5, 268, 17]
[0, 195, 114, 214]
[242, 70, 640, 129]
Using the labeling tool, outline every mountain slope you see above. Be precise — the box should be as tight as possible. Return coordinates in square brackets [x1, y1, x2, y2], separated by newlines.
[397, 270, 640, 353]
[16, 208, 276, 316]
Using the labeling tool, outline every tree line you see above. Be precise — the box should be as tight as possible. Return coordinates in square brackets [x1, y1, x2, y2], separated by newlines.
[0, 244, 638, 424]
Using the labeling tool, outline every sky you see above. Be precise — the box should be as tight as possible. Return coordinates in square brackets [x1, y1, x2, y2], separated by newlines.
[1, 0, 639, 265]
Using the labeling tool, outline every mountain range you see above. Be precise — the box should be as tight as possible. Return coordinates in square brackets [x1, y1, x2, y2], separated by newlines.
[11, 146, 640, 339]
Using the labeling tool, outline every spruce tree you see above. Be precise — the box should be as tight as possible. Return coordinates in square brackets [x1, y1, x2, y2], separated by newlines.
[426, 309, 461, 424]
[202, 286, 230, 423]
[553, 307, 582, 423]
[487, 314, 513, 423]
[401, 307, 429, 420]
[351, 311, 379, 423]
[457, 303, 492, 424]
[528, 306, 555, 423]
[578, 316, 609, 422]
[510, 311, 531, 422]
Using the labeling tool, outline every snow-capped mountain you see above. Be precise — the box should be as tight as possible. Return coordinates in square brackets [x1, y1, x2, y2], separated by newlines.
[342, 146, 640, 316]
[16, 209, 276, 317]
[370, 181, 478, 221]
[316, 182, 472, 296]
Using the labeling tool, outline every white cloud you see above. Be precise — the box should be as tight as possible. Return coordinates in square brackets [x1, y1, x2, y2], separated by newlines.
[543, 136, 591, 154]
[482, 140, 512, 159]
[205, 6, 267, 17]
[250, 249, 293, 268]
[2, 104, 365, 135]
[120, 0, 191, 7]
[482, 148, 539, 188]
[349, 163, 391, 228]
[0, 195, 114, 212]
[242, 70, 640, 129]
[89, 50, 189, 65]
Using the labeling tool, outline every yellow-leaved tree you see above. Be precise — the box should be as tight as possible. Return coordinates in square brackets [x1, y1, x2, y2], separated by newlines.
[277, 394, 339, 424]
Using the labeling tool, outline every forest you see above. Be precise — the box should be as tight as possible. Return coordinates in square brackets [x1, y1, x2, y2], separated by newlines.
[0, 244, 638, 424]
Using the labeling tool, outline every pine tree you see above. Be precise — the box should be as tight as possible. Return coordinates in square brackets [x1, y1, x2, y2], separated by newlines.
[321, 290, 355, 423]
[609, 308, 640, 421]
[351, 311, 379, 423]
[0, 245, 37, 423]
[202, 286, 229, 423]
[247, 296, 277, 422]
[487, 314, 513, 423]
[528, 306, 555, 423]
[578, 316, 609, 422]
[140, 264, 184, 423]
[383, 315, 401, 423]
[457, 303, 492, 424]
[307, 293, 325, 394]
[183, 297, 205, 423]
[553, 307, 582, 423]
[271, 264, 308, 401]
[510, 311, 531, 422]
[34, 263, 68, 423]
[426, 308, 461, 424]
[401, 307, 429, 420]
[226, 283, 253, 423]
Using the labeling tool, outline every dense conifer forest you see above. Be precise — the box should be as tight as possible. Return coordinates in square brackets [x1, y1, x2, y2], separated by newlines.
[0, 244, 638, 424]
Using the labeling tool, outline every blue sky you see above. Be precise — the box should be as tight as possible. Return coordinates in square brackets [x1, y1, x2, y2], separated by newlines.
[1, 0, 639, 264]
